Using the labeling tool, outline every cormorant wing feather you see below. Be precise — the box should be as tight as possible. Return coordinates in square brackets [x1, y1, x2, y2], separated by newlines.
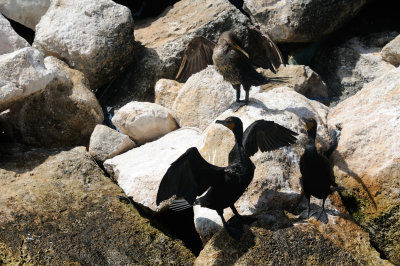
[156, 147, 225, 206]
[246, 25, 285, 73]
[175, 36, 215, 82]
[243, 120, 298, 157]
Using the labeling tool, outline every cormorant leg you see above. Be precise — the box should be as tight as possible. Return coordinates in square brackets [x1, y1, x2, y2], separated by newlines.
[299, 194, 311, 219]
[233, 84, 241, 102]
[217, 209, 243, 240]
[317, 198, 328, 224]
[230, 205, 241, 218]
[244, 89, 249, 104]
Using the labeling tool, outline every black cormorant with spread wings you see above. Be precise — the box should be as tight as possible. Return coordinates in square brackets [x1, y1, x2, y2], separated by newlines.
[299, 118, 342, 224]
[175, 26, 285, 104]
[156, 116, 297, 239]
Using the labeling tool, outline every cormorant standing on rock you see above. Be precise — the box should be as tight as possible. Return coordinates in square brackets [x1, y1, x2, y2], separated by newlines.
[175, 26, 286, 104]
[299, 118, 342, 224]
[156, 116, 298, 239]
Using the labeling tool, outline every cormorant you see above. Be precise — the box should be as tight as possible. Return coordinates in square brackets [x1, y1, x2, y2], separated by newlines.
[299, 118, 341, 224]
[156, 116, 298, 239]
[175, 25, 285, 104]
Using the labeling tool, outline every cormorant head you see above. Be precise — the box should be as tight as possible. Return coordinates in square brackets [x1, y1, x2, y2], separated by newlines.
[302, 117, 317, 137]
[219, 31, 249, 58]
[216, 116, 243, 135]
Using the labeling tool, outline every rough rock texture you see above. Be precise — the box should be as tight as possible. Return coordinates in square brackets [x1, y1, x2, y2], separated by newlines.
[0, 47, 55, 112]
[0, 0, 50, 30]
[89, 124, 135, 163]
[155, 79, 183, 110]
[313, 32, 397, 106]
[381, 34, 400, 67]
[103, 0, 249, 107]
[173, 66, 237, 131]
[194, 87, 334, 243]
[33, 0, 135, 89]
[112, 101, 178, 145]
[0, 14, 30, 55]
[244, 0, 368, 42]
[104, 128, 203, 212]
[261, 64, 328, 100]
[328, 67, 400, 264]
[195, 211, 387, 265]
[0, 56, 103, 148]
[0, 145, 195, 265]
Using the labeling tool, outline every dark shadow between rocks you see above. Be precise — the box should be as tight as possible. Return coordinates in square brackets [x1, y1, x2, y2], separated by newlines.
[5, 17, 35, 44]
[0, 143, 62, 174]
[96, 42, 161, 108]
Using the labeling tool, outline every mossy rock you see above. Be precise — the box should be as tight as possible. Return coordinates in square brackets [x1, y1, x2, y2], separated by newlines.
[0, 145, 195, 265]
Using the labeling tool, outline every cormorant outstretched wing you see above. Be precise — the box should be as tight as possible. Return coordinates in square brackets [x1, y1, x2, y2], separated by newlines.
[246, 25, 285, 73]
[156, 147, 225, 205]
[243, 120, 298, 157]
[175, 36, 216, 82]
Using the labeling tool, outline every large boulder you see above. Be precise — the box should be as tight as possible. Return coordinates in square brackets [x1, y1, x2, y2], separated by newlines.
[313, 31, 397, 106]
[0, 56, 103, 148]
[101, 0, 249, 107]
[244, 0, 369, 42]
[381, 34, 400, 67]
[194, 87, 333, 242]
[155, 79, 183, 110]
[33, 0, 135, 89]
[104, 128, 203, 212]
[112, 101, 178, 145]
[0, 0, 50, 30]
[172, 66, 236, 131]
[195, 212, 387, 265]
[0, 145, 195, 265]
[261, 64, 328, 101]
[0, 47, 55, 112]
[89, 124, 135, 163]
[328, 67, 400, 264]
[0, 14, 30, 55]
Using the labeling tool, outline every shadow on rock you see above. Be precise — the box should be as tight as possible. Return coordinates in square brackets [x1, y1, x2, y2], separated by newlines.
[96, 42, 162, 108]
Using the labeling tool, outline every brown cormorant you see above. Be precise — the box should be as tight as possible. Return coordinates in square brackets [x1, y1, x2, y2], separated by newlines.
[175, 26, 285, 104]
[156, 116, 298, 239]
[299, 118, 341, 224]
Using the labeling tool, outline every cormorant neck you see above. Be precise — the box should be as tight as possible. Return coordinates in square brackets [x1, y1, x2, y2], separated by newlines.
[233, 127, 243, 147]
[306, 128, 317, 150]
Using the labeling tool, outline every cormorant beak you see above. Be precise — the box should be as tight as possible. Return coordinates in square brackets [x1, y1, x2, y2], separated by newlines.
[230, 42, 249, 58]
[302, 117, 314, 131]
[216, 119, 235, 130]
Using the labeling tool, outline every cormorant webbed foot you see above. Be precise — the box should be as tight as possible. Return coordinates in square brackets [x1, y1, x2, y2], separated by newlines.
[315, 209, 328, 224]
[225, 224, 244, 241]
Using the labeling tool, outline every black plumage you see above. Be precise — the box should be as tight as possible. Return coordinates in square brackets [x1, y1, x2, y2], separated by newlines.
[156, 116, 298, 239]
[175, 26, 285, 104]
[299, 118, 341, 224]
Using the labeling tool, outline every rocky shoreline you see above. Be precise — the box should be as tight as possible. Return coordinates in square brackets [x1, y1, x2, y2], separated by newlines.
[1, 0, 399, 264]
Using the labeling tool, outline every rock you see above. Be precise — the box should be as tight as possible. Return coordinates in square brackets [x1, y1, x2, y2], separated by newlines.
[0, 0, 50, 30]
[33, 0, 135, 89]
[381, 34, 400, 67]
[195, 211, 387, 265]
[112, 101, 178, 145]
[0, 47, 55, 112]
[313, 31, 397, 106]
[155, 79, 183, 110]
[104, 128, 203, 212]
[194, 87, 334, 243]
[0, 56, 103, 148]
[261, 64, 328, 101]
[89, 124, 135, 163]
[172, 66, 237, 131]
[0, 14, 30, 55]
[0, 145, 195, 265]
[104, 0, 249, 107]
[328, 67, 400, 264]
[244, 0, 369, 42]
